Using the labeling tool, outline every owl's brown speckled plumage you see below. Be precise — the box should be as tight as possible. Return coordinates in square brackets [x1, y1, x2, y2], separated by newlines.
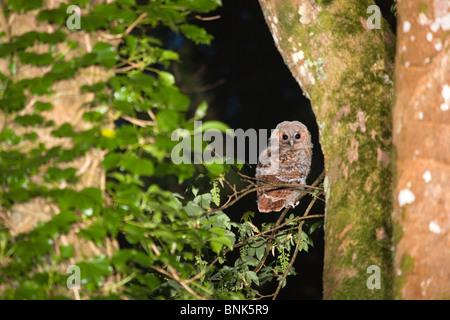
[256, 121, 312, 213]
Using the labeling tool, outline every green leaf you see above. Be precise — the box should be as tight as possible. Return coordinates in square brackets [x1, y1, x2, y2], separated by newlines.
[45, 167, 77, 183]
[156, 109, 182, 132]
[180, 24, 213, 45]
[102, 207, 124, 237]
[125, 35, 137, 52]
[123, 223, 146, 244]
[45, 61, 77, 82]
[34, 210, 78, 238]
[158, 71, 175, 86]
[14, 280, 46, 300]
[245, 270, 259, 286]
[92, 42, 118, 69]
[210, 235, 232, 255]
[184, 201, 204, 217]
[59, 244, 74, 260]
[14, 114, 44, 127]
[79, 52, 98, 67]
[51, 123, 74, 137]
[137, 273, 160, 290]
[160, 49, 179, 61]
[194, 101, 208, 120]
[38, 4, 68, 25]
[57, 188, 103, 216]
[0, 128, 21, 144]
[203, 160, 229, 177]
[78, 225, 107, 245]
[117, 0, 135, 5]
[76, 255, 112, 291]
[181, 0, 222, 12]
[39, 30, 67, 44]
[201, 120, 231, 133]
[241, 211, 255, 223]
[81, 81, 106, 93]
[112, 248, 136, 271]
[151, 84, 190, 111]
[102, 152, 123, 171]
[82, 13, 109, 31]
[253, 242, 266, 261]
[0, 84, 26, 113]
[300, 231, 314, 252]
[8, 0, 43, 12]
[34, 101, 53, 111]
[121, 153, 155, 176]
[18, 52, 53, 66]
[115, 125, 139, 146]
[193, 193, 212, 210]
[308, 221, 322, 234]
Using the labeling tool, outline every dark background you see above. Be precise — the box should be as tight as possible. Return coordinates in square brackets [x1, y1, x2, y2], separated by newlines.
[169, 0, 396, 299]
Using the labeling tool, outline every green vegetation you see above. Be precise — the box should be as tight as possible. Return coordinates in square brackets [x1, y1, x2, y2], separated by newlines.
[0, 0, 322, 299]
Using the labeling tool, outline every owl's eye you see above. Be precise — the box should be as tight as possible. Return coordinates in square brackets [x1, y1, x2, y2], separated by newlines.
[282, 134, 289, 140]
[295, 133, 301, 139]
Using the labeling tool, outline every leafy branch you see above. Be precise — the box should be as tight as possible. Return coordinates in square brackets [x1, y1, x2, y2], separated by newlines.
[149, 170, 326, 299]
[205, 168, 325, 215]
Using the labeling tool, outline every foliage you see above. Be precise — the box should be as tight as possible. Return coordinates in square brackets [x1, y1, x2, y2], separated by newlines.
[0, 0, 323, 300]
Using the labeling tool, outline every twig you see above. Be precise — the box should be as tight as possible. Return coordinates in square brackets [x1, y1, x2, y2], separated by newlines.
[150, 243, 207, 300]
[253, 170, 325, 274]
[206, 212, 324, 272]
[205, 181, 322, 215]
[272, 189, 320, 300]
[125, 12, 148, 36]
[232, 214, 324, 250]
[121, 114, 155, 127]
[195, 15, 221, 21]
[115, 59, 146, 72]
[272, 221, 304, 300]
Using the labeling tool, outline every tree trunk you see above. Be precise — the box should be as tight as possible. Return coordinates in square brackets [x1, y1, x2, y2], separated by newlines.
[392, 0, 450, 299]
[258, 0, 395, 299]
[0, 0, 118, 297]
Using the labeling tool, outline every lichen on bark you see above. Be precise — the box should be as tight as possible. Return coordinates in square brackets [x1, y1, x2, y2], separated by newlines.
[392, 0, 450, 300]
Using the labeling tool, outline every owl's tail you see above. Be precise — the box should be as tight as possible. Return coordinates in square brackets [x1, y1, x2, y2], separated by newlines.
[257, 192, 285, 213]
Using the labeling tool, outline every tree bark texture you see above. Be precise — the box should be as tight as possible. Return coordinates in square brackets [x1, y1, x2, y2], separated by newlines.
[393, 0, 450, 299]
[258, 0, 395, 299]
[0, 0, 119, 297]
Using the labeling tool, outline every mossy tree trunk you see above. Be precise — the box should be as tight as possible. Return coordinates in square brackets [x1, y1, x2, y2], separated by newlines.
[393, 0, 450, 299]
[258, 0, 395, 299]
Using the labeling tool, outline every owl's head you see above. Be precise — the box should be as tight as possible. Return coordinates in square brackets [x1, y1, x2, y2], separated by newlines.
[272, 121, 311, 149]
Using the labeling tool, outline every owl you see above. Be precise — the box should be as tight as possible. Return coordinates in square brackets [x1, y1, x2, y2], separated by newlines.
[256, 121, 313, 213]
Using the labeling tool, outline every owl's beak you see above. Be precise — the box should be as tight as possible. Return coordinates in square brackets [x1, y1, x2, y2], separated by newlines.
[290, 140, 294, 147]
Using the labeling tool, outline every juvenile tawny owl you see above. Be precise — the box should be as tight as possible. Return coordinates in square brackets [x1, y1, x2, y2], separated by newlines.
[256, 121, 312, 213]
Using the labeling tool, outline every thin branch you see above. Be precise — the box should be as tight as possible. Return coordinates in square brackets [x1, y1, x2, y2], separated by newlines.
[151, 170, 325, 298]
[272, 221, 304, 300]
[204, 181, 322, 215]
[121, 114, 156, 127]
[272, 190, 320, 300]
[195, 15, 221, 21]
[253, 170, 325, 273]
[232, 214, 324, 250]
[150, 243, 207, 300]
[125, 12, 148, 35]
